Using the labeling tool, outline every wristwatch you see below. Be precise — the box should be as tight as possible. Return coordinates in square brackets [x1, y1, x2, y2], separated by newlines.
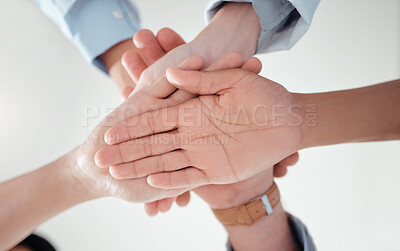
[212, 182, 280, 226]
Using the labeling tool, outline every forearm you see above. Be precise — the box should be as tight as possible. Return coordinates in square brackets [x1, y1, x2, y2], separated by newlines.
[295, 79, 400, 149]
[100, 39, 137, 71]
[226, 204, 296, 251]
[100, 39, 138, 97]
[0, 148, 90, 250]
[191, 2, 261, 66]
[203, 171, 297, 251]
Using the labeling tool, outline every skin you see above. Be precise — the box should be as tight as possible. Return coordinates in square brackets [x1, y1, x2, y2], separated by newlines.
[117, 28, 297, 214]
[0, 28, 275, 250]
[102, 30, 193, 213]
[0, 148, 88, 249]
[0, 2, 279, 249]
[96, 64, 303, 189]
[100, 2, 260, 100]
[298, 79, 400, 147]
[97, 68, 400, 189]
[0, 24, 299, 250]
[95, 0, 265, 210]
[99, 39, 138, 99]
[95, 2, 264, 210]
[0, 30, 190, 250]
[129, 2, 261, 98]
[111, 31, 300, 251]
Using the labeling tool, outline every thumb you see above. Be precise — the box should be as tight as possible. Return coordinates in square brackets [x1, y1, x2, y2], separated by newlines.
[166, 67, 249, 95]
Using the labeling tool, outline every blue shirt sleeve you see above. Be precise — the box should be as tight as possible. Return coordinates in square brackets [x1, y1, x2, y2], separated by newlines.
[205, 0, 320, 54]
[33, 0, 141, 74]
[287, 214, 317, 251]
[227, 214, 317, 251]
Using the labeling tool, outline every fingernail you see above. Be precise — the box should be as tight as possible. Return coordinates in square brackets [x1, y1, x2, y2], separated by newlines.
[166, 68, 181, 85]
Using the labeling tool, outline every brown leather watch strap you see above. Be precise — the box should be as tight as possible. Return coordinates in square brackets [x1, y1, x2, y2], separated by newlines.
[212, 182, 280, 226]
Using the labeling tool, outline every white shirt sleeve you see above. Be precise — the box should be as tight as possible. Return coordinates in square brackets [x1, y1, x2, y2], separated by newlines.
[205, 0, 320, 54]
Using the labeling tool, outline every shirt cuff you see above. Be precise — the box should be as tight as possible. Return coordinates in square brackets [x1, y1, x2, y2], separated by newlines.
[64, 0, 141, 74]
[287, 214, 317, 251]
[205, 0, 319, 54]
[226, 214, 317, 251]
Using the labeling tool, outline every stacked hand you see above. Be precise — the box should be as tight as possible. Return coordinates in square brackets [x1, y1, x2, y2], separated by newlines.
[91, 28, 300, 214]
[72, 29, 197, 203]
[73, 28, 277, 205]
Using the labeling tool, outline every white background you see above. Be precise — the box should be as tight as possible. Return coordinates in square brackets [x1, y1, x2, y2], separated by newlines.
[0, 0, 399, 250]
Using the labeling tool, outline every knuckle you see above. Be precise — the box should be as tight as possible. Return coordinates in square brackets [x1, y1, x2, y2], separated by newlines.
[142, 141, 153, 156]
[157, 155, 166, 172]
[131, 162, 138, 178]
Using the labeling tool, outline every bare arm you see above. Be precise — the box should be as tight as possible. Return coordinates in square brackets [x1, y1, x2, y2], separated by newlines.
[296, 79, 400, 149]
[0, 148, 91, 250]
[99, 39, 138, 99]
[196, 173, 297, 251]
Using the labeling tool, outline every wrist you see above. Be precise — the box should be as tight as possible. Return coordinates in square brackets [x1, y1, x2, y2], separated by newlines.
[219, 181, 297, 251]
[190, 2, 260, 65]
[61, 148, 100, 204]
[209, 169, 274, 210]
[291, 92, 318, 150]
[226, 204, 297, 251]
[100, 39, 136, 71]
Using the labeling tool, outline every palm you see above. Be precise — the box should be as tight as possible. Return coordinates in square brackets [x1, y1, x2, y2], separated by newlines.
[193, 168, 273, 209]
[75, 97, 188, 202]
[92, 28, 299, 212]
[156, 71, 301, 184]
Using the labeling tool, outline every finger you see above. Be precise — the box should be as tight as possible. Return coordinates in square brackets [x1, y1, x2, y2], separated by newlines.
[122, 50, 147, 83]
[135, 55, 205, 99]
[105, 105, 179, 145]
[273, 152, 299, 178]
[156, 28, 186, 52]
[176, 191, 191, 207]
[94, 132, 181, 167]
[121, 86, 134, 100]
[241, 57, 262, 74]
[166, 67, 251, 95]
[177, 55, 205, 71]
[167, 90, 197, 104]
[157, 197, 176, 213]
[147, 167, 209, 189]
[204, 52, 243, 71]
[109, 150, 191, 179]
[133, 29, 165, 65]
[109, 60, 137, 98]
[280, 152, 300, 166]
[167, 52, 244, 103]
[145, 201, 159, 216]
[273, 164, 288, 178]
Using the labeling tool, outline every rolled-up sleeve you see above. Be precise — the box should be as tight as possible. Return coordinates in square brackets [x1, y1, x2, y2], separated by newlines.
[33, 0, 141, 73]
[205, 0, 319, 54]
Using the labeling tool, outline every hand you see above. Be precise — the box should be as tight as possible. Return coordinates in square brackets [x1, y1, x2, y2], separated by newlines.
[99, 39, 138, 99]
[122, 28, 190, 213]
[99, 31, 187, 100]
[99, 32, 187, 100]
[145, 152, 299, 216]
[122, 29, 251, 212]
[122, 28, 299, 215]
[195, 152, 299, 209]
[96, 60, 303, 189]
[72, 32, 195, 203]
[74, 28, 261, 203]
[129, 2, 260, 98]
[76, 1, 262, 203]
